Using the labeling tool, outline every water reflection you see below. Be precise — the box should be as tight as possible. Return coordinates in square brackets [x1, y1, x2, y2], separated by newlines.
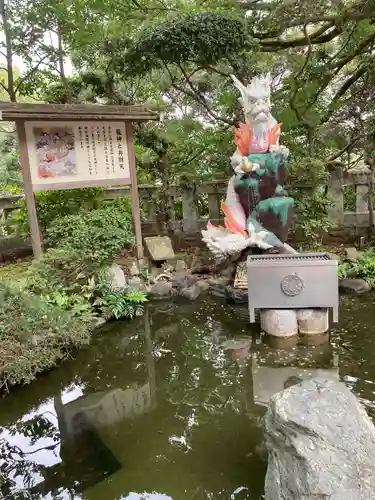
[121, 494, 172, 500]
[0, 297, 375, 499]
[251, 338, 339, 407]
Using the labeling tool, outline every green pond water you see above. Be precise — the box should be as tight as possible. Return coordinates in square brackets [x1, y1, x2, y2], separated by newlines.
[1, 296, 375, 500]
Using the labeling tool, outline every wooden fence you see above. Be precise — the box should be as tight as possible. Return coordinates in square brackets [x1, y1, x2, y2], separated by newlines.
[0, 169, 373, 259]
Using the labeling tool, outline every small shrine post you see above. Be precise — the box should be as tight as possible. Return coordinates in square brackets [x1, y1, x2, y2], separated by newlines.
[0, 103, 159, 260]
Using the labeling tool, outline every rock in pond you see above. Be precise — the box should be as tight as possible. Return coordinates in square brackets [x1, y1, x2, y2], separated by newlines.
[264, 377, 375, 500]
[220, 261, 237, 280]
[209, 281, 227, 298]
[190, 249, 211, 274]
[108, 263, 126, 291]
[171, 271, 197, 291]
[149, 281, 173, 299]
[344, 246, 362, 260]
[174, 259, 187, 272]
[208, 277, 231, 287]
[197, 279, 210, 293]
[339, 278, 370, 295]
[127, 276, 148, 293]
[226, 285, 248, 304]
[180, 283, 201, 301]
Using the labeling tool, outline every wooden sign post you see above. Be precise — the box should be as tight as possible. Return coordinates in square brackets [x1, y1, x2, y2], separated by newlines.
[0, 103, 159, 261]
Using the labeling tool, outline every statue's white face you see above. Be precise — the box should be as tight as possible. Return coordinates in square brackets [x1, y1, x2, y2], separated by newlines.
[231, 73, 272, 124]
[243, 76, 271, 123]
[244, 95, 271, 123]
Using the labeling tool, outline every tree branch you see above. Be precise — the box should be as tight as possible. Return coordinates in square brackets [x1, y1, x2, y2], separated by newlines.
[0, 0, 15, 101]
[332, 31, 375, 73]
[256, 20, 334, 42]
[289, 24, 313, 124]
[178, 64, 236, 125]
[163, 62, 235, 126]
[175, 148, 206, 167]
[260, 25, 341, 51]
[14, 55, 49, 93]
[328, 137, 361, 162]
[333, 65, 367, 103]
[327, 24, 356, 63]
[0, 81, 9, 93]
[205, 66, 231, 78]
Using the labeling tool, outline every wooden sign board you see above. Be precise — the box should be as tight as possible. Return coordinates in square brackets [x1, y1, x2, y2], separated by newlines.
[16, 119, 142, 261]
[25, 121, 131, 192]
[0, 102, 159, 262]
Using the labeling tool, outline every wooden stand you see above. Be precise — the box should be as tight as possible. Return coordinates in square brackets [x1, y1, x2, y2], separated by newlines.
[15, 120, 42, 259]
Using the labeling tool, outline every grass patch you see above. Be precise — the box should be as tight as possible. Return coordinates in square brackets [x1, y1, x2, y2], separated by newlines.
[0, 260, 31, 286]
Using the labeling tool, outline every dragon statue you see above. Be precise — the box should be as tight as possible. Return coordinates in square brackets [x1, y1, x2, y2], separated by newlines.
[202, 73, 296, 260]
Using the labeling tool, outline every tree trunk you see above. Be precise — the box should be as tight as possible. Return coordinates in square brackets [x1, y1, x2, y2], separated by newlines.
[56, 22, 72, 103]
[159, 149, 175, 232]
[0, 0, 16, 102]
[368, 134, 375, 232]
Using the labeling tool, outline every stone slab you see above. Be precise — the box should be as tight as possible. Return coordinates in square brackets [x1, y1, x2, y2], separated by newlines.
[144, 236, 175, 262]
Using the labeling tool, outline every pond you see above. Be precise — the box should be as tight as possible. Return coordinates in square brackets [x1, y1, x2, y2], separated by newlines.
[1, 295, 375, 500]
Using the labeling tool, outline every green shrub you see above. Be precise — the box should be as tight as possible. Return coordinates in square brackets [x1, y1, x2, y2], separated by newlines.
[46, 198, 134, 266]
[9, 188, 102, 235]
[292, 189, 333, 245]
[26, 247, 101, 293]
[0, 282, 90, 387]
[340, 249, 375, 287]
[338, 261, 348, 279]
[25, 247, 103, 320]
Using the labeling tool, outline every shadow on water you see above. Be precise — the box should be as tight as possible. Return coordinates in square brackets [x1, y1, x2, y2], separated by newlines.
[1, 295, 375, 499]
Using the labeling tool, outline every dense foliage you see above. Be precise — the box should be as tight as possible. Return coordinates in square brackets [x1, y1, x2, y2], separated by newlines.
[45, 198, 135, 266]
[26, 246, 147, 322]
[0, 282, 90, 387]
[11, 188, 102, 235]
[25, 194, 145, 322]
[0, 192, 146, 388]
[123, 12, 253, 74]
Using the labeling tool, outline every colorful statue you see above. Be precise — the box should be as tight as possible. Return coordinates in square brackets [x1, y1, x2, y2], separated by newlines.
[202, 73, 296, 260]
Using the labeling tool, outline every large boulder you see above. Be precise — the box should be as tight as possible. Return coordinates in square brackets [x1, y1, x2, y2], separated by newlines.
[264, 378, 375, 500]
[339, 278, 370, 295]
[108, 263, 127, 291]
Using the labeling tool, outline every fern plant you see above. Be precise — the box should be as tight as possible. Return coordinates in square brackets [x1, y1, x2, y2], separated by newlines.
[95, 289, 147, 320]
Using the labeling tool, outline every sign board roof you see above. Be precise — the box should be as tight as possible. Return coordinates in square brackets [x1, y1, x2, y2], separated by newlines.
[0, 102, 159, 121]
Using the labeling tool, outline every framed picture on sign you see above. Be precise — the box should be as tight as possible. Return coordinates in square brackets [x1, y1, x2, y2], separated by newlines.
[25, 121, 131, 191]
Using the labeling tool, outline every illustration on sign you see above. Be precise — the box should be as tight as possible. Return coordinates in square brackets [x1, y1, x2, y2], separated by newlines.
[34, 126, 77, 178]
